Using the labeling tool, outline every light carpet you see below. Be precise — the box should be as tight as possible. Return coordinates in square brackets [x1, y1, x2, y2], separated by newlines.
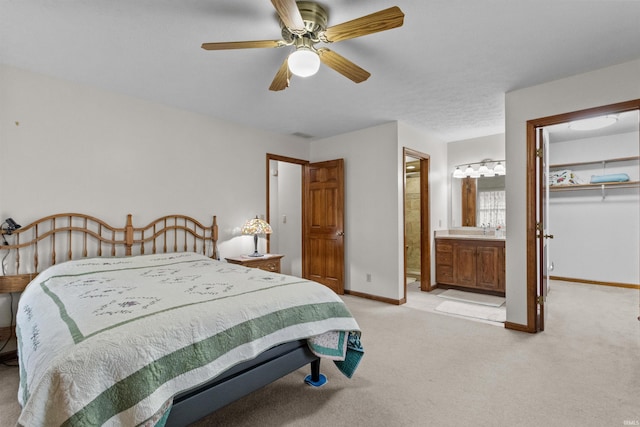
[437, 289, 505, 307]
[1, 281, 639, 427]
[435, 300, 507, 323]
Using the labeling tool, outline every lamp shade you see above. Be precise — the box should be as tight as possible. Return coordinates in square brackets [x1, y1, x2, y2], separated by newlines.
[453, 167, 465, 179]
[288, 49, 321, 77]
[241, 217, 272, 236]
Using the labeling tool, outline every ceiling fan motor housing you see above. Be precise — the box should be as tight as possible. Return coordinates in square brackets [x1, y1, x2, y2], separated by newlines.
[280, 1, 328, 43]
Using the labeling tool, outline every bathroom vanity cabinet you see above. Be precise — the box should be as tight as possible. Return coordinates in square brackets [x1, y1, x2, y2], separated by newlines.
[435, 237, 505, 295]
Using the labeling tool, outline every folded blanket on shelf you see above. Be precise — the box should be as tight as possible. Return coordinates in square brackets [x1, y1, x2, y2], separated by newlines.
[590, 173, 630, 183]
[549, 169, 585, 186]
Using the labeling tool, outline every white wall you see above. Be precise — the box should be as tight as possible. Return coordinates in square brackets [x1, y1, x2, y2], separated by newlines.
[505, 59, 640, 326]
[548, 132, 639, 284]
[0, 64, 311, 349]
[309, 121, 447, 301]
[310, 122, 400, 300]
[0, 65, 449, 319]
[447, 134, 505, 228]
[0, 65, 310, 257]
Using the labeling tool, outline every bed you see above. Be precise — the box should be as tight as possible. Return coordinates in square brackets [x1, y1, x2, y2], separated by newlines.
[0, 213, 363, 426]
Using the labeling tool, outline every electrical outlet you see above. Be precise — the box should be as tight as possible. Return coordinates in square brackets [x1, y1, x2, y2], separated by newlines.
[366, 273, 371, 282]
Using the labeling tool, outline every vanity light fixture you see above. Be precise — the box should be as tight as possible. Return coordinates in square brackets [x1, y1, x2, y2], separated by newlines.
[453, 160, 506, 179]
[568, 115, 618, 131]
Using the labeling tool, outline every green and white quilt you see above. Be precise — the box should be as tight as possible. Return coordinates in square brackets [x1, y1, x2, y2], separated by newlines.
[16, 252, 361, 426]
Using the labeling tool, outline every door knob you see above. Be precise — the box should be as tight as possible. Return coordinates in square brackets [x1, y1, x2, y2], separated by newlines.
[543, 234, 554, 239]
[337, 231, 345, 236]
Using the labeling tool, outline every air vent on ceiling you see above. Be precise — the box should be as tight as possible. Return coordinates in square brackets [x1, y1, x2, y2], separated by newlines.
[291, 132, 315, 139]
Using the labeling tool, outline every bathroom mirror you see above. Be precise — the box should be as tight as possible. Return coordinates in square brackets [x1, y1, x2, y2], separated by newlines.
[451, 175, 506, 228]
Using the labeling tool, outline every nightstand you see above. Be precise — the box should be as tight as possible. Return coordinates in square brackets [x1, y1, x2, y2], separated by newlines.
[225, 254, 284, 273]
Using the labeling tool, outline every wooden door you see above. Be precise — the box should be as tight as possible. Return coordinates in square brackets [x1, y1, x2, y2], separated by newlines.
[303, 159, 344, 294]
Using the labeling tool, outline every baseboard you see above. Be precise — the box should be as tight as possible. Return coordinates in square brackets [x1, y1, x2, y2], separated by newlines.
[344, 289, 403, 305]
[550, 276, 640, 290]
[504, 321, 535, 333]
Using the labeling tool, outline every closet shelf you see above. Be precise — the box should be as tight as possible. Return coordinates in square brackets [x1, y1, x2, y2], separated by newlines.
[549, 155, 639, 197]
[549, 155, 639, 170]
[549, 181, 640, 192]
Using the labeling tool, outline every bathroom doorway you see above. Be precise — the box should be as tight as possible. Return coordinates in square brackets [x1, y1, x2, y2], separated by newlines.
[403, 148, 431, 303]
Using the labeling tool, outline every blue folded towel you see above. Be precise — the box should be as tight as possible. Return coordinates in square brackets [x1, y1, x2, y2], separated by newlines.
[590, 173, 630, 183]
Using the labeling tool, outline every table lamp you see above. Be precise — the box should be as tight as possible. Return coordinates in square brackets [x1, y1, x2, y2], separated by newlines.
[241, 216, 272, 257]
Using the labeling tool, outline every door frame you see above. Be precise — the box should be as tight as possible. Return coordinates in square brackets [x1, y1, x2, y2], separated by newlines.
[524, 99, 640, 332]
[403, 147, 432, 303]
[265, 153, 308, 271]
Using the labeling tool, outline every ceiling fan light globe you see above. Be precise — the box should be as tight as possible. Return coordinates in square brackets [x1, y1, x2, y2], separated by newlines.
[288, 49, 320, 77]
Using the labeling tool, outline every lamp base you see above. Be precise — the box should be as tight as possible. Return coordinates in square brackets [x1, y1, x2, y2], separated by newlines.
[248, 234, 264, 257]
[247, 252, 264, 257]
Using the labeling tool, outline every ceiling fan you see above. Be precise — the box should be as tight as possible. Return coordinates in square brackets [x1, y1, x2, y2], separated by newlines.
[201, 0, 405, 91]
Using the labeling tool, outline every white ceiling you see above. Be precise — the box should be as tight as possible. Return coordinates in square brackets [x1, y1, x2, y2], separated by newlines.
[2, 1, 640, 143]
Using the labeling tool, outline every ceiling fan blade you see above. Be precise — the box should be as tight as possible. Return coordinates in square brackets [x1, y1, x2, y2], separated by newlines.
[322, 6, 404, 43]
[271, 0, 306, 32]
[317, 48, 371, 83]
[201, 40, 285, 50]
[269, 58, 290, 91]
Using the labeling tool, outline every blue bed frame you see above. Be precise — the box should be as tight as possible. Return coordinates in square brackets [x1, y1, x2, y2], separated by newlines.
[166, 340, 321, 426]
